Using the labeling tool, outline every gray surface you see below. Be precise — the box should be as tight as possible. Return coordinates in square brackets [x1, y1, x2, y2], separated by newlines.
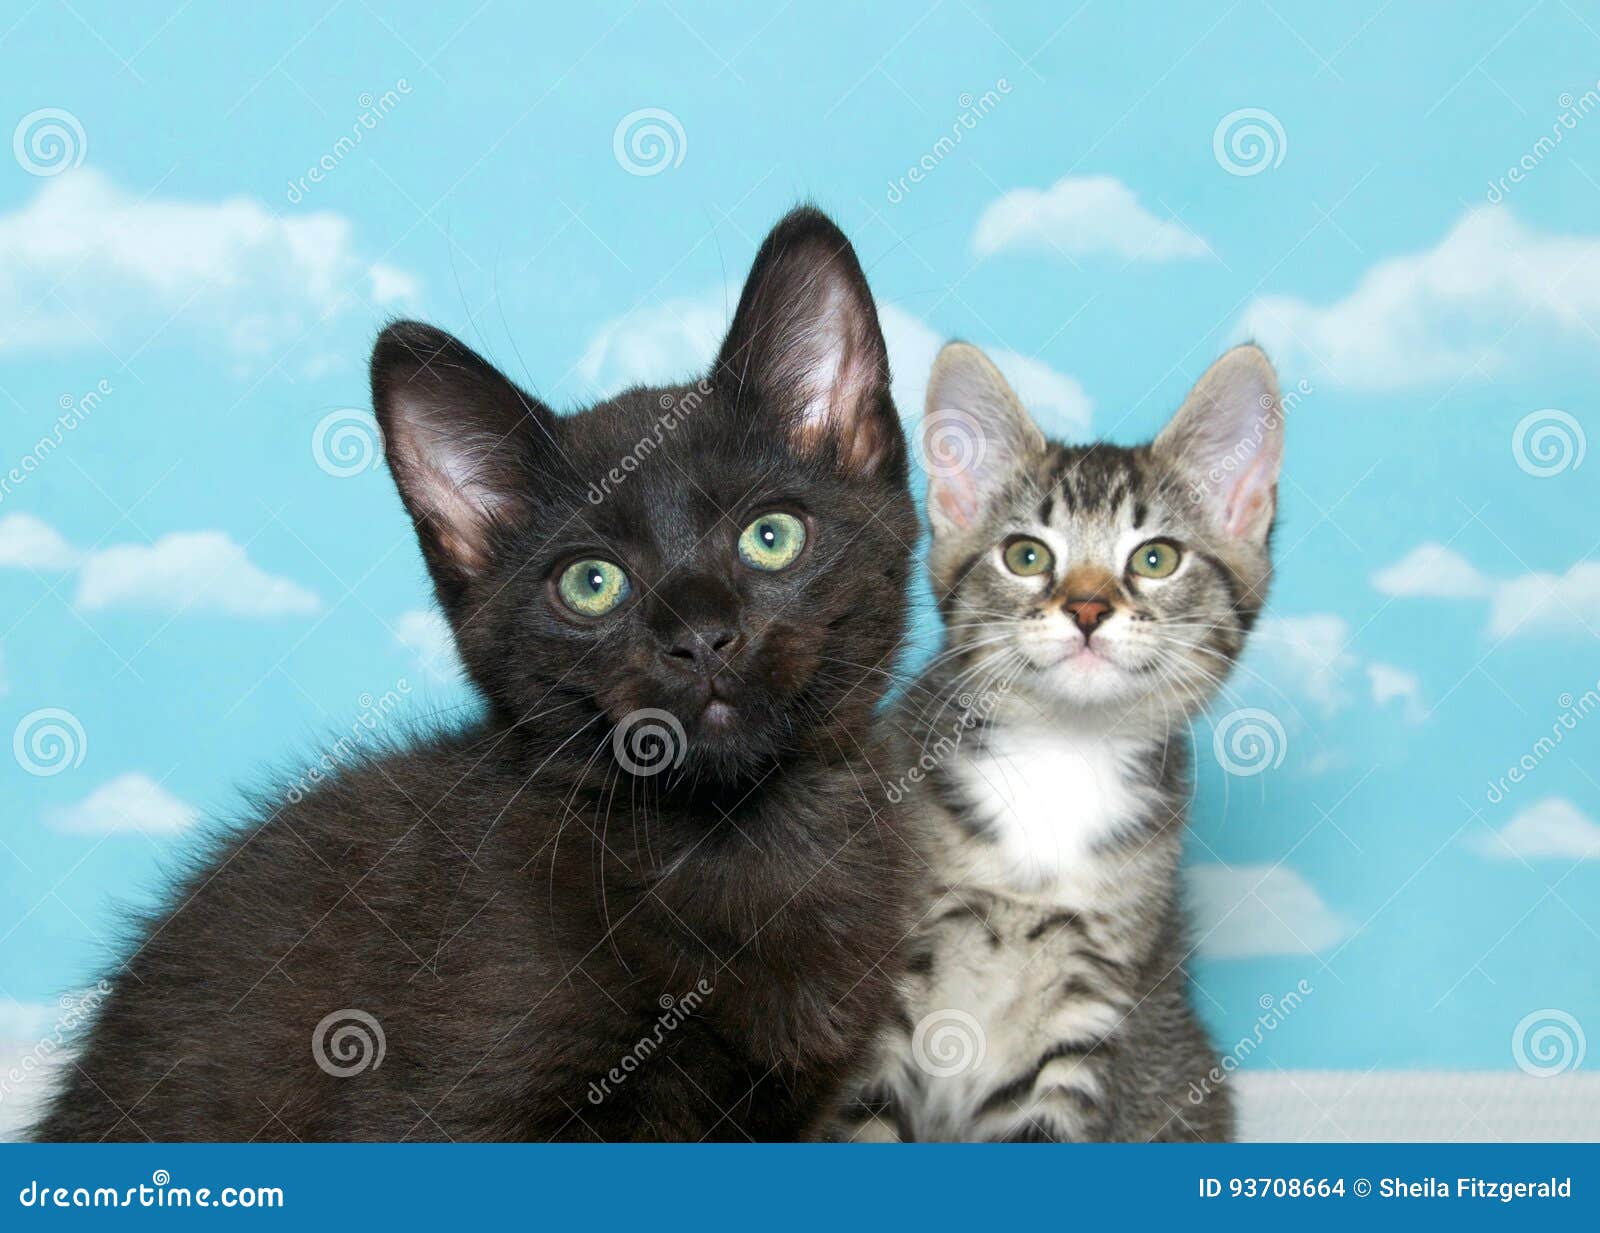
[1234, 1071, 1600, 1142]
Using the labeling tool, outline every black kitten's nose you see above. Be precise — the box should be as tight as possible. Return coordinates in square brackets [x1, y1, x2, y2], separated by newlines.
[663, 625, 744, 674]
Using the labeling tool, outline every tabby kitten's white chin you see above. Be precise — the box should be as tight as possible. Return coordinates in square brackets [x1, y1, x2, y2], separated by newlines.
[1014, 619, 1152, 707]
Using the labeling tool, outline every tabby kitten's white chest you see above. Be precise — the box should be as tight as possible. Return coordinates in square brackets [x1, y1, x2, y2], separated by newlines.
[949, 721, 1152, 892]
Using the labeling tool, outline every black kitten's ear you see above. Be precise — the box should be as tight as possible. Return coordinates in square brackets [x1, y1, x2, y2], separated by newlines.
[1153, 344, 1283, 546]
[714, 207, 900, 477]
[371, 321, 555, 595]
[922, 341, 1046, 537]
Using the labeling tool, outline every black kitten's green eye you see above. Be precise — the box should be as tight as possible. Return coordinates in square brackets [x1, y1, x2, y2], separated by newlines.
[1002, 537, 1053, 577]
[1130, 539, 1181, 579]
[738, 512, 807, 571]
[557, 559, 631, 616]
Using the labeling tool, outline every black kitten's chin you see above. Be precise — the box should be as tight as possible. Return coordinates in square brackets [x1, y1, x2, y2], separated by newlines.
[690, 691, 796, 777]
[604, 693, 788, 788]
[686, 737, 776, 783]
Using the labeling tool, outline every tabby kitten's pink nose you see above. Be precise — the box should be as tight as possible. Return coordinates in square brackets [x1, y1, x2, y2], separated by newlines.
[1065, 598, 1112, 633]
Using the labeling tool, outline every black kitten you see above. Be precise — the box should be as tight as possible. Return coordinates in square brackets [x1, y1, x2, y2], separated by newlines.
[35, 208, 917, 1142]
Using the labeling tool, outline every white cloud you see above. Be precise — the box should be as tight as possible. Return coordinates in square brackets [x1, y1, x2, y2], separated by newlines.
[972, 175, 1211, 262]
[0, 1035, 65, 1140]
[2, 516, 321, 620]
[395, 609, 462, 683]
[1255, 613, 1362, 716]
[1373, 544, 1600, 639]
[1474, 798, 1600, 862]
[577, 293, 732, 393]
[0, 168, 418, 365]
[1239, 207, 1600, 389]
[368, 262, 421, 306]
[1488, 560, 1600, 638]
[75, 531, 321, 617]
[1250, 614, 1427, 736]
[575, 291, 1093, 439]
[1370, 542, 1492, 599]
[1187, 863, 1348, 958]
[879, 304, 1093, 440]
[1366, 662, 1425, 723]
[0, 1000, 59, 1040]
[0, 997, 93, 1141]
[0, 513, 80, 570]
[48, 772, 199, 835]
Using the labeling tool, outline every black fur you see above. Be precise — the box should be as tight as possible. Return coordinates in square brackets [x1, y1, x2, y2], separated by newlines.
[34, 207, 917, 1143]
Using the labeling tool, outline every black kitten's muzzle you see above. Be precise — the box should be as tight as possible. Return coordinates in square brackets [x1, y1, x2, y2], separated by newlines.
[659, 626, 747, 681]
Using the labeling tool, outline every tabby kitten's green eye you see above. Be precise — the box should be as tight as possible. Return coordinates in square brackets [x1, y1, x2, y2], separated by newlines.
[556, 559, 631, 616]
[1130, 539, 1181, 579]
[738, 512, 807, 571]
[1002, 537, 1053, 577]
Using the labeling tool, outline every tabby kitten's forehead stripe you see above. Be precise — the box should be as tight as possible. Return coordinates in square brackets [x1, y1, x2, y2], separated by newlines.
[934, 440, 1270, 653]
[833, 340, 1285, 1143]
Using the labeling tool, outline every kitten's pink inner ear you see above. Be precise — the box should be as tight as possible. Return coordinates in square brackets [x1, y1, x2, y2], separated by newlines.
[788, 298, 892, 476]
[425, 487, 495, 572]
[1224, 449, 1279, 541]
[386, 413, 511, 574]
[933, 471, 979, 530]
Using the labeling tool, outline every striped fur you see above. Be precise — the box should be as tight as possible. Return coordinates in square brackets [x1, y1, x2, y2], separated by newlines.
[831, 344, 1283, 1142]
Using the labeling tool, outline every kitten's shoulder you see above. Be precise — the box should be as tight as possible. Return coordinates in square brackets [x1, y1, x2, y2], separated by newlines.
[125, 724, 550, 962]
[244, 724, 530, 853]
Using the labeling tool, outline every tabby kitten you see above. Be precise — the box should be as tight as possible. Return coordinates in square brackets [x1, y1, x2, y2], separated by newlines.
[836, 340, 1284, 1142]
[36, 207, 918, 1142]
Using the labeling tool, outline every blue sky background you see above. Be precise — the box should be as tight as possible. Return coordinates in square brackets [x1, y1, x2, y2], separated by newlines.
[2, 0, 1598, 1087]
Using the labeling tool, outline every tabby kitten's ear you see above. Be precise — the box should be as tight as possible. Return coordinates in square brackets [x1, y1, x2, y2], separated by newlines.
[1153, 344, 1283, 546]
[371, 321, 557, 607]
[715, 207, 901, 478]
[922, 341, 1046, 537]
